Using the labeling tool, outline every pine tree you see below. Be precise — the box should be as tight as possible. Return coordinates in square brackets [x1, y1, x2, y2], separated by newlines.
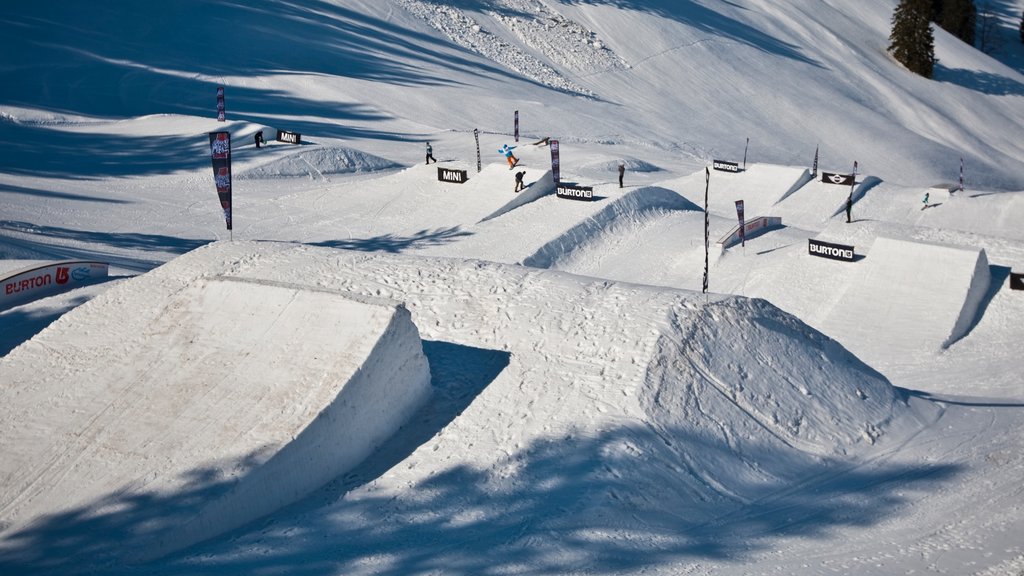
[938, 0, 976, 45]
[889, 0, 937, 78]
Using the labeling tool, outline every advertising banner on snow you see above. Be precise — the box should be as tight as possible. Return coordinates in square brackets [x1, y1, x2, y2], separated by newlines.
[216, 86, 225, 122]
[713, 160, 740, 173]
[556, 184, 593, 201]
[474, 128, 481, 173]
[808, 238, 855, 262]
[1010, 272, 1024, 291]
[276, 130, 301, 145]
[1, 261, 109, 311]
[208, 131, 233, 230]
[437, 167, 468, 184]
[822, 172, 854, 186]
[550, 139, 560, 184]
[735, 200, 745, 247]
[514, 110, 519, 143]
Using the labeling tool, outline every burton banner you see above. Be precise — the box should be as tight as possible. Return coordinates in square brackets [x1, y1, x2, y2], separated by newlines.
[216, 86, 225, 122]
[208, 131, 233, 230]
[550, 139, 560, 184]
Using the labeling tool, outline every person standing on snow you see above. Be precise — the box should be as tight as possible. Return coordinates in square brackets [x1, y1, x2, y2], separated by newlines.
[425, 142, 436, 164]
[514, 170, 526, 193]
[846, 194, 852, 223]
[499, 144, 518, 169]
[922, 192, 929, 210]
[254, 130, 265, 149]
[618, 163, 625, 188]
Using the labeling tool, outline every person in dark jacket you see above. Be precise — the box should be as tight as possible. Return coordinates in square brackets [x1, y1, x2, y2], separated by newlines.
[254, 130, 265, 148]
[425, 142, 436, 164]
[846, 194, 852, 223]
[514, 170, 526, 193]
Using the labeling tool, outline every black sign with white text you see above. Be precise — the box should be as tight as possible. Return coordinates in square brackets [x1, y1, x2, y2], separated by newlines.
[822, 172, 855, 186]
[437, 167, 468, 184]
[556, 184, 594, 201]
[713, 160, 740, 173]
[1011, 273, 1024, 291]
[808, 238, 855, 262]
[276, 130, 302, 145]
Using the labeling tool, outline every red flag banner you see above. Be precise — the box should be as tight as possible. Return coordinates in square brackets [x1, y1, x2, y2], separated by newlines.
[208, 131, 232, 230]
[735, 200, 746, 247]
[550, 139, 560, 184]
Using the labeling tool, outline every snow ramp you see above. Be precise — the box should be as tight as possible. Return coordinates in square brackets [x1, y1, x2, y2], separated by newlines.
[0, 275, 431, 566]
[773, 173, 881, 230]
[641, 296, 916, 504]
[820, 236, 991, 363]
[672, 163, 811, 219]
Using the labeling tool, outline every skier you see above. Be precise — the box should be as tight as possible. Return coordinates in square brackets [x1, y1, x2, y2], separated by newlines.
[845, 194, 852, 223]
[922, 192, 930, 210]
[514, 170, 526, 193]
[618, 163, 625, 188]
[425, 142, 436, 164]
[499, 144, 518, 169]
[254, 130, 264, 149]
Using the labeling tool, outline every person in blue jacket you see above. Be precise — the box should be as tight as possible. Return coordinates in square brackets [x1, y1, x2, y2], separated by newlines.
[499, 144, 518, 169]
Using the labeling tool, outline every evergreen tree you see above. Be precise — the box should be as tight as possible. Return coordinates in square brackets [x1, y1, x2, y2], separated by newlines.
[889, 0, 937, 78]
[938, 0, 976, 45]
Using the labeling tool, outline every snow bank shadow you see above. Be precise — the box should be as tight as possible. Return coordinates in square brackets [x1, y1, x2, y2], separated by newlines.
[129, 426, 959, 575]
[0, 341, 510, 574]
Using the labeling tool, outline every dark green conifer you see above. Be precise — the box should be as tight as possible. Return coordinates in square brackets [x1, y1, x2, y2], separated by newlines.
[889, 0, 937, 78]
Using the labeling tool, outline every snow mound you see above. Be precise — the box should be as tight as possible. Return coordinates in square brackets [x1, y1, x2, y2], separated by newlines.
[822, 236, 991, 360]
[586, 158, 664, 173]
[0, 275, 431, 566]
[641, 296, 911, 500]
[236, 146, 401, 180]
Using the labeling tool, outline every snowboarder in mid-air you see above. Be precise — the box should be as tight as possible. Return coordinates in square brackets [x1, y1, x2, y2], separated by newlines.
[514, 170, 526, 193]
[500, 144, 518, 169]
[425, 142, 436, 164]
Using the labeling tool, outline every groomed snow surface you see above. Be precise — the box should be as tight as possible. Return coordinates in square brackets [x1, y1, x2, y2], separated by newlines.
[2, 0, 1024, 575]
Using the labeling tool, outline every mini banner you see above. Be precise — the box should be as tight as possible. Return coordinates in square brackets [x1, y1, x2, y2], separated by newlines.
[713, 160, 739, 172]
[812, 146, 819, 177]
[550, 139, 560, 184]
[735, 200, 745, 247]
[437, 167, 468, 184]
[822, 172, 854, 186]
[556, 184, 593, 201]
[1010, 272, 1024, 291]
[216, 86, 225, 122]
[808, 238, 855, 262]
[276, 129, 301, 145]
[514, 110, 519, 143]
[208, 131, 233, 230]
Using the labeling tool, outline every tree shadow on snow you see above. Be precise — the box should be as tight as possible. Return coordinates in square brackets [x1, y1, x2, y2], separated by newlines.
[934, 65, 1024, 96]
[310, 227, 473, 253]
[0, 409, 962, 575]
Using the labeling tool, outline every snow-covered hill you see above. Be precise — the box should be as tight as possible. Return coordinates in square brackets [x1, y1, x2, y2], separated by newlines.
[1, 1, 1023, 575]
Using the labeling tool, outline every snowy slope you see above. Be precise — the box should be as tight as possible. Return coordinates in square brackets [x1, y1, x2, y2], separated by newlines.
[1, 0, 1024, 574]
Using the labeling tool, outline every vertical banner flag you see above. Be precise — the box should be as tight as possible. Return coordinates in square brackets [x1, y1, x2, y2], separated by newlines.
[550, 139, 561, 185]
[743, 137, 749, 170]
[812, 145, 819, 178]
[703, 167, 710, 294]
[851, 160, 858, 195]
[959, 157, 964, 193]
[208, 131, 232, 230]
[216, 86, 225, 122]
[474, 128, 481, 173]
[514, 110, 519, 143]
[735, 200, 746, 247]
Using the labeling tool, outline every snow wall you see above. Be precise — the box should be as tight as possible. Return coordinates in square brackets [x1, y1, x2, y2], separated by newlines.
[0, 276, 432, 565]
